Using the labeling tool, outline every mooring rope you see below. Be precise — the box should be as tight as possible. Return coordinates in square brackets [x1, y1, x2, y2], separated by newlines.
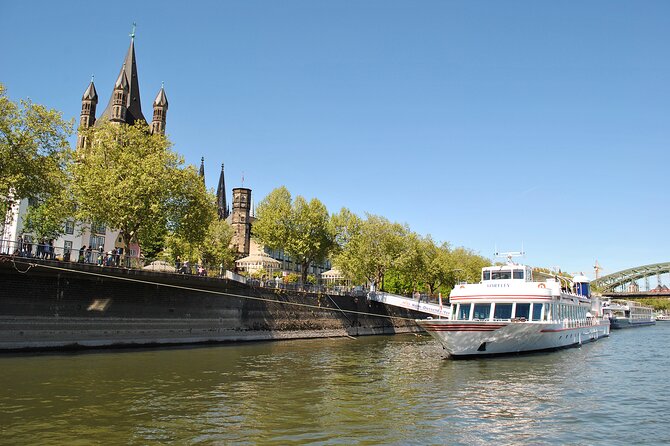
[5, 258, 419, 323]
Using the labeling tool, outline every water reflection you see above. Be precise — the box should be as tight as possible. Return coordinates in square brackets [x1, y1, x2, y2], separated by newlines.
[1, 326, 670, 445]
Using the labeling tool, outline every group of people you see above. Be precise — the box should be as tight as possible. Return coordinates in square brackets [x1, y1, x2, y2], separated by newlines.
[78, 245, 123, 267]
[175, 257, 208, 276]
[14, 237, 57, 260]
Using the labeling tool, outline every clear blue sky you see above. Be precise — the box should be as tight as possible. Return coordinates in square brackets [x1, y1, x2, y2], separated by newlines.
[3, 1, 669, 278]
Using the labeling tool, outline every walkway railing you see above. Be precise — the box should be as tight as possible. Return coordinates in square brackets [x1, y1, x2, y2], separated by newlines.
[0, 239, 372, 297]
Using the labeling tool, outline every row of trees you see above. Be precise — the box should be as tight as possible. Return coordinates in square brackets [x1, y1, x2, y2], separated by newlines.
[1, 83, 234, 268]
[2, 82, 487, 293]
[253, 187, 490, 295]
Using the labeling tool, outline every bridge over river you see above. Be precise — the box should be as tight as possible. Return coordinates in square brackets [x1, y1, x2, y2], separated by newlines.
[591, 262, 670, 297]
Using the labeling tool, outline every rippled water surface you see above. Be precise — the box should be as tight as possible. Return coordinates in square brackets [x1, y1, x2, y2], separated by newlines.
[2, 325, 670, 445]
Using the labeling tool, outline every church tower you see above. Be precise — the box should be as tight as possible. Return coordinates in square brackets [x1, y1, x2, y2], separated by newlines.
[199, 157, 205, 183]
[97, 30, 147, 126]
[77, 79, 98, 149]
[231, 187, 252, 256]
[151, 83, 168, 135]
[216, 163, 229, 220]
[110, 66, 129, 123]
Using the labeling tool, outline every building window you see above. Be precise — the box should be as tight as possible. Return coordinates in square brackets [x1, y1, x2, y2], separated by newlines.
[63, 240, 73, 261]
[89, 235, 105, 250]
[64, 220, 75, 235]
[91, 221, 106, 234]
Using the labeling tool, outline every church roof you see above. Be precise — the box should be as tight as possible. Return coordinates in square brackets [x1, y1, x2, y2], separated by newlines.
[98, 37, 146, 125]
[82, 81, 98, 101]
[153, 85, 168, 107]
[114, 66, 129, 90]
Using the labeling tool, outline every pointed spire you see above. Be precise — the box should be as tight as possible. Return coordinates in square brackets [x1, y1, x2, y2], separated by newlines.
[114, 64, 129, 90]
[153, 83, 168, 107]
[82, 79, 98, 101]
[151, 82, 168, 135]
[199, 157, 205, 181]
[98, 31, 145, 125]
[217, 163, 228, 220]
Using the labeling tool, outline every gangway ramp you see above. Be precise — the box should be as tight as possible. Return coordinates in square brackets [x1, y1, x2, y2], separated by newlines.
[367, 292, 451, 318]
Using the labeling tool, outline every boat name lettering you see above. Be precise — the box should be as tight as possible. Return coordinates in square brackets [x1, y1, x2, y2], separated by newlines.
[486, 284, 510, 288]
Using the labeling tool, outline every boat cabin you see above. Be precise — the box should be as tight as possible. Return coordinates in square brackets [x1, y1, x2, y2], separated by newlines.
[481, 265, 533, 282]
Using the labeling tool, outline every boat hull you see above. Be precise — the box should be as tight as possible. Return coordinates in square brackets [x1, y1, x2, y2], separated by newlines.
[416, 319, 610, 358]
[609, 318, 655, 329]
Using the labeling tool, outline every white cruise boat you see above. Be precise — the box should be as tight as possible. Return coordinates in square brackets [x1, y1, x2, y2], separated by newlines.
[602, 299, 656, 329]
[416, 254, 610, 358]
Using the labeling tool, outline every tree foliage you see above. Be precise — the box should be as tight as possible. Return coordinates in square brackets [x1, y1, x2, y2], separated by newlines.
[71, 121, 213, 257]
[253, 186, 334, 283]
[331, 210, 490, 295]
[333, 213, 409, 288]
[199, 218, 235, 271]
[0, 83, 73, 200]
[22, 191, 75, 240]
[0, 83, 73, 226]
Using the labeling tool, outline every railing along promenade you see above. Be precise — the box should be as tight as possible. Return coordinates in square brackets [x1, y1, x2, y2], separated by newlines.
[0, 238, 376, 297]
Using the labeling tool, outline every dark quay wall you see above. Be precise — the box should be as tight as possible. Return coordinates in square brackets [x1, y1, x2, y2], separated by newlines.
[0, 256, 422, 351]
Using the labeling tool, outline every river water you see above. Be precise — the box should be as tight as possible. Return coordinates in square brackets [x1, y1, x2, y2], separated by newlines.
[1, 324, 669, 445]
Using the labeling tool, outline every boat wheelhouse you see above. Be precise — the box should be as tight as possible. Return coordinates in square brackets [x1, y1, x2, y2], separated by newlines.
[416, 255, 610, 358]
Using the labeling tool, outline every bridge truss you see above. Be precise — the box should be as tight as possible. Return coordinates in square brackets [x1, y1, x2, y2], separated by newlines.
[591, 262, 670, 293]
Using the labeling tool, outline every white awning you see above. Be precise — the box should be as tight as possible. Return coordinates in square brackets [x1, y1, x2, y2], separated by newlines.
[320, 268, 344, 280]
[235, 253, 281, 269]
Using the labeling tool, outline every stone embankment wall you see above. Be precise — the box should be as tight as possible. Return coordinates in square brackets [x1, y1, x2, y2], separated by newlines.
[0, 256, 422, 351]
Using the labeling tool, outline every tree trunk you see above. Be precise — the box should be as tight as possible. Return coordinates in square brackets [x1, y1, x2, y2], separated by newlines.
[300, 260, 309, 285]
[122, 233, 133, 268]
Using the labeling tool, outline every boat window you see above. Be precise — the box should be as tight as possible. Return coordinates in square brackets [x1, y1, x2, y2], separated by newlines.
[491, 270, 511, 280]
[493, 303, 513, 320]
[473, 303, 491, 321]
[457, 304, 471, 320]
[483, 270, 491, 281]
[532, 303, 543, 321]
[513, 269, 524, 279]
[515, 303, 530, 320]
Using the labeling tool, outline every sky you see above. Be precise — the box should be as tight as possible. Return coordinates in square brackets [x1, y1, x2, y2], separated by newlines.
[3, 0, 669, 279]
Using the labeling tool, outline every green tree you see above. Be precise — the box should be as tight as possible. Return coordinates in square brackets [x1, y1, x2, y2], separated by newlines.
[415, 237, 453, 295]
[253, 186, 334, 283]
[199, 218, 235, 273]
[385, 232, 427, 295]
[333, 213, 409, 290]
[72, 121, 212, 261]
[22, 191, 75, 240]
[450, 247, 490, 285]
[0, 83, 73, 226]
[329, 207, 362, 256]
